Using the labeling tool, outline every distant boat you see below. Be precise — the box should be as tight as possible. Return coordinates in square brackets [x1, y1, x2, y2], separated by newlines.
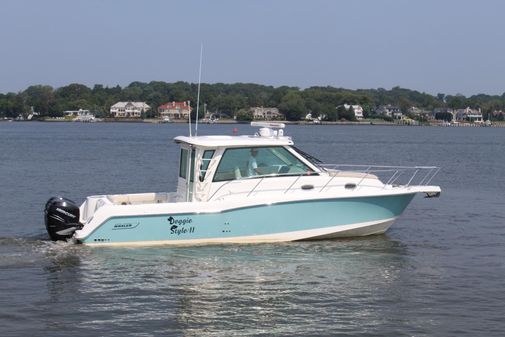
[208, 113, 218, 124]
[160, 116, 172, 123]
[74, 114, 96, 122]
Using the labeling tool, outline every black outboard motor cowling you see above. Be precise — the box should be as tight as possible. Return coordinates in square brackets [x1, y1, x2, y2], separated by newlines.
[45, 197, 81, 241]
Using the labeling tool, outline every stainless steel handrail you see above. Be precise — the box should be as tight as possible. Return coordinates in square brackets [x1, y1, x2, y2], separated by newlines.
[209, 165, 440, 201]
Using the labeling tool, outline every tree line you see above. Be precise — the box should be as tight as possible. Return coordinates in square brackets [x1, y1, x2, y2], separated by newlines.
[1, 81, 505, 121]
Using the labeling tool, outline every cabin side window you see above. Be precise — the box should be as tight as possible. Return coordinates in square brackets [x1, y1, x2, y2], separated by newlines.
[180, 148, 196, 181]
[189, 149, 195, 182]
[179, 149, 188, 179]
[199, 150, 215, 182]
[213, 146, 314, 182]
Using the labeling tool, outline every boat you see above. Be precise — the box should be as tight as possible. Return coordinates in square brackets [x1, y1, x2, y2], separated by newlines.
[73, 114, 96, 122]
[44, 122, 441, 246]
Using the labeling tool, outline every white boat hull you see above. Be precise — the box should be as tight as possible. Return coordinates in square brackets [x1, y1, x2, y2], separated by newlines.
[74, 192, 421, 246]
[82, 217, 397, 247]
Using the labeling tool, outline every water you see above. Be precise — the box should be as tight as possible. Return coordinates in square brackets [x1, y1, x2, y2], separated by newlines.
[1, 122, 504, 336]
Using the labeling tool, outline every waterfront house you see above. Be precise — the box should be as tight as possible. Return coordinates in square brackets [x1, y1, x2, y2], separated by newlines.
[110, 102, 151, 118]
[250, 107, 283, 120]
[455, 107, 483, 123]
[408, 107, 422, 115]
[492, 110, 505, 120]
[376, 105, 402, 119]
[158, 101, 191, 120]
[408, 107, 434, 120]
[343, 104, 364, 119]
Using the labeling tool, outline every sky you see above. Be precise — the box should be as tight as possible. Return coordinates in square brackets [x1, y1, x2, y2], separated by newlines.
[1, 0, 504, 96]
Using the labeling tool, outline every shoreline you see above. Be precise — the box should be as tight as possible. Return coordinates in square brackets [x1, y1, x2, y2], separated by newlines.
[2, 118, 505, 128]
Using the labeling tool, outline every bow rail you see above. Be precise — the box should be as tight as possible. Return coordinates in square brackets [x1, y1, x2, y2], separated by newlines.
[209, 164, 440, 201]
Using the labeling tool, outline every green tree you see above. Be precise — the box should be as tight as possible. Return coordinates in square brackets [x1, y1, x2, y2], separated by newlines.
[278, 91, 306, 121]
[211, 94, 247, 117]
[235, 109, 253, 121]
[0, 92, 26, 117]
[22, 85, 54, 114]
[335, 105, 356, 121]
[122, 85, 143, 101]
[53, 83, 92, 115]
[55, 83, 92, 101]
[446, 94, 467, 109]
[319, 103, 337, 121]
[8, 80, 505, 123]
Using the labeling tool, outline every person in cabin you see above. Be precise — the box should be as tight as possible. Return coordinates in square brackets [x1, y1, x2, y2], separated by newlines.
[247, 148, 261, 176]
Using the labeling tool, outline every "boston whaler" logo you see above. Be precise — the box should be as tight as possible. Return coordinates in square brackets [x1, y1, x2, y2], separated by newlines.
[168, 216, 195, 235]
[112, 221, 140, 230]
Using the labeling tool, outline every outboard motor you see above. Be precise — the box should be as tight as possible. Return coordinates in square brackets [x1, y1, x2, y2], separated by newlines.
[44, 197, 82, 241]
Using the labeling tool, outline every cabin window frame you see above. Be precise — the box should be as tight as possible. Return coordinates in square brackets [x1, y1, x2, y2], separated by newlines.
[199, 150, 215, 182]
[179, 148, 188, 179]
[212, 146, 317, 182]
[179, 147, 196, 181]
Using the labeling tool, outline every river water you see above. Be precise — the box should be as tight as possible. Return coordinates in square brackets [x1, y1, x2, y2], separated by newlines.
[0, 122, 504, 336]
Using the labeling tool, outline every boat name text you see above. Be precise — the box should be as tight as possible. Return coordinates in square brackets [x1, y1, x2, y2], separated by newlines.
[167, 216, 192, 226]
[168, 216, 195, 235]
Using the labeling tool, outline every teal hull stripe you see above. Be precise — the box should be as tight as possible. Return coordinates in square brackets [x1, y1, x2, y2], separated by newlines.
[81, 194, 415, 244]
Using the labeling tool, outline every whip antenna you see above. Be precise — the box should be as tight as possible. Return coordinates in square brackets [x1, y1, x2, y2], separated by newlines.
[195, 44, 203, 136]
[188, 100, 192, 137]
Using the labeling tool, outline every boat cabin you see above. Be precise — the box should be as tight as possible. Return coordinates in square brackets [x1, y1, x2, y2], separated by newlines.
[174, 123, 321, 202]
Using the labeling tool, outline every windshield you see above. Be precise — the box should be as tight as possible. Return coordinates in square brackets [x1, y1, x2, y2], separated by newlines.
[213, 146, 315, 182]
[290, 146, 324, 169]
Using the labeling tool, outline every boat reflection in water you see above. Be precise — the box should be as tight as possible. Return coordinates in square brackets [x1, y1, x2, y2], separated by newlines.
[38, 237, 411, 335]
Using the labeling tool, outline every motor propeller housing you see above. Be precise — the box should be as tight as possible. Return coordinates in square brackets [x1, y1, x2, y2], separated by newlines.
[44, 197, 81, 241]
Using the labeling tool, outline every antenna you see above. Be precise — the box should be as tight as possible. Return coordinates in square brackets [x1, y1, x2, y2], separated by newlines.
[195, 44, 203, 136]
[188, 100, 192, 137]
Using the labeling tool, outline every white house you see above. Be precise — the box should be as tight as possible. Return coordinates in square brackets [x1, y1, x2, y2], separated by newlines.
[249, 107, 283, 120]
[158, 101, 191, 120]
[454, 107, 483, 123]
[343, 104, 364, 119]
[110, 102, 151, 118]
